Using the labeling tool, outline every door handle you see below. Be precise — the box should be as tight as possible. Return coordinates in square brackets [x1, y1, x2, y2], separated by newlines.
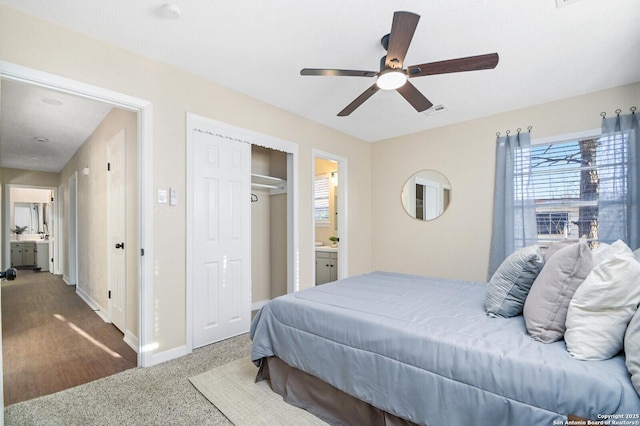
[115, 242, 124, 249]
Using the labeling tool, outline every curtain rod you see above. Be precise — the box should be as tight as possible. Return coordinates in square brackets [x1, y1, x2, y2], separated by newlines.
[496, 126, 532, 137]
[600, 106, 636, 118]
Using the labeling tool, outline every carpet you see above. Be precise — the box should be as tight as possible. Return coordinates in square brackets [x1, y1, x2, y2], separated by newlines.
[190, 356, 327, 426]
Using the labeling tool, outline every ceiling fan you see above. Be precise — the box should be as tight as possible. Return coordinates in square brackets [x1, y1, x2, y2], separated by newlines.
[300, 11, 499, 116]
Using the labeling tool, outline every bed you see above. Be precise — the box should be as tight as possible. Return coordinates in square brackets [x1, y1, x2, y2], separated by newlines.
[250, 271, 640, 425]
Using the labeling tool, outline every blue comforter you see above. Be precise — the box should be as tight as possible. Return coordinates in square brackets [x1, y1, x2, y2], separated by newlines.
[250, 271, 640, 425]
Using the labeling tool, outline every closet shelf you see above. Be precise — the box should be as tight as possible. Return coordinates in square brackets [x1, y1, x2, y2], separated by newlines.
[251, 173, 286, 195]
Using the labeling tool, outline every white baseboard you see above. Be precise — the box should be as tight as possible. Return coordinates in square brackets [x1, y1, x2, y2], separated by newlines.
[152, 345, 188, 366]
[62, 274, 72, 285]
[76, 286, 109, 322]
[251, 299, 271, 311]
[124, 330, 139, 353]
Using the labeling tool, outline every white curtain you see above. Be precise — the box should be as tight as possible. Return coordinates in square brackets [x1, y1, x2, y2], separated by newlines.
[488, 132, 538, 278]
[600, 112, 640, 250]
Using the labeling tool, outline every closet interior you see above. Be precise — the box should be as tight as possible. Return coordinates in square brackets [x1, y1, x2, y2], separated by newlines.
[251, 145, 288, 308]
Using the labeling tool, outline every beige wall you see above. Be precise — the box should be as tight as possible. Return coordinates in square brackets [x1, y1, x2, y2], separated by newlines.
[371, 82, 640, 282]
[58, 107, 138, 340]
[250, 145, 288, 304]
[0, 168, 59, 187]
[0, 5, 372, 355]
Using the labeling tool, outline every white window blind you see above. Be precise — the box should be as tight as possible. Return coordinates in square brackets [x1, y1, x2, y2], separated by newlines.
[314, 174, 330, 226]
[527, 134, 629, 247]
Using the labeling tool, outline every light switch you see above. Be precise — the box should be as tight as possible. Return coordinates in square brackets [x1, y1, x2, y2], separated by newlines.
[157, 189, 167, 204]
[170, 188, 177, 206]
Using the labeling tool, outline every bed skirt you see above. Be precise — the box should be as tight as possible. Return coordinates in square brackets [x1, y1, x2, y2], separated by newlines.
[255, 356, 591, 426]
[256, 356, 418, 426]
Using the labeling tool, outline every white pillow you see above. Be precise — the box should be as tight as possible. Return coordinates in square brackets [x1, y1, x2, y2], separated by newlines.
[565, 240, 640, 360]
[634, 248, 640, 263]
[625, 307, 640, 397]
[591, 242, 612, 265]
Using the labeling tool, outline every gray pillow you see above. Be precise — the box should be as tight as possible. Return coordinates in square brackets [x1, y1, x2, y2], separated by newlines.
[523, 237, 594, 343]
[486, 245, 544, 318]
[625, 307, 640, 397]
[542, 240, 576, 262]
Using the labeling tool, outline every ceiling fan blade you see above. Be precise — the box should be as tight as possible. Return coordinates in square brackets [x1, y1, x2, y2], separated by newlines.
[301, 68, 378, 77]
[385, 11, 420, 69]
[407, 53, 499, 78]
[338, 84, 380, 116]
[396, 82, 433, 112]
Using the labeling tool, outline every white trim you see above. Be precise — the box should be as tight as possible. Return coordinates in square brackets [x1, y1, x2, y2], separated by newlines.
[76, 286, 109, 322]
[311, 149, 348, 285]
[186, 112, 299, 356]
[56, 184, 64, 275]
[68, 173, 78, 286]
[531, 128, 601, 146]
[151, 345, 189, 366]
[0, 60, 154, 368]
[123, 331, 139, 353]
[1, 186, 9, 271]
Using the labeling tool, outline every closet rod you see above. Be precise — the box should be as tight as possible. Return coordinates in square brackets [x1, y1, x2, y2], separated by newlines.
[251, 182, 280, 190]
[251, 173, 285, 183]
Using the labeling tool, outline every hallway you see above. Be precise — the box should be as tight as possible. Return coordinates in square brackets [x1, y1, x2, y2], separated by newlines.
[1, 270, 137, 405]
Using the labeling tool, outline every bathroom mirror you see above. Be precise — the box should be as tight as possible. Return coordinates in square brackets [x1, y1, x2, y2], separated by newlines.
[14, 202, 49, 234]
[401, 170, 451, 221]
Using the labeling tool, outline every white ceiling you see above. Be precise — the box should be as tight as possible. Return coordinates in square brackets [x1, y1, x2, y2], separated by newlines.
[0, 79, 112, 172]
[1, 0, 639, 171]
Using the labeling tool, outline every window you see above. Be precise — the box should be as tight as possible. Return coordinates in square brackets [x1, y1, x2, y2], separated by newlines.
[314, 174, 330, 226]
[536, 212, 569, 236]
[528, 134, 629, 248]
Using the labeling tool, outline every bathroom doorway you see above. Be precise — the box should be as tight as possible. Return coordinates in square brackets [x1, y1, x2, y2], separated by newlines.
[312, 150, 347, 285]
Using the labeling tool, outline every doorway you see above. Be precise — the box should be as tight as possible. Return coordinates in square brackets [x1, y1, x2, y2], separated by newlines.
[186, 113, 299, 352]
[312, 150, 348, 285]
[68, 172, 77, 285]
[0, 60, 154, 373]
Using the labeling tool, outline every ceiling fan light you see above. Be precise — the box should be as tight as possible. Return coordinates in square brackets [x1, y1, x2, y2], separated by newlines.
[376, 69, 407, 90]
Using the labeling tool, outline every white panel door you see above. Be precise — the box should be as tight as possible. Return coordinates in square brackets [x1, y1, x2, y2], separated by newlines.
[193, 129, 251, 348]
[107, 129, 126, 332]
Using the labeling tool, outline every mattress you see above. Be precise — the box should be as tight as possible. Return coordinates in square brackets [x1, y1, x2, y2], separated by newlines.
[250, 271, 640, 425]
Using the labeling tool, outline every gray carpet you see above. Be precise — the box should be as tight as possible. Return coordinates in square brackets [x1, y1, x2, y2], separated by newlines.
[4, 334, 251, 426]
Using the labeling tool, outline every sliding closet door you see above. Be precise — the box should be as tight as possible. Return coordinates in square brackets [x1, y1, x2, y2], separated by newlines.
[192, 129, 251, 348]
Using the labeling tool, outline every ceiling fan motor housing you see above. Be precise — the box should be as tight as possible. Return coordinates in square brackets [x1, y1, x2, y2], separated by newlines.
[381, 33, 390, 51]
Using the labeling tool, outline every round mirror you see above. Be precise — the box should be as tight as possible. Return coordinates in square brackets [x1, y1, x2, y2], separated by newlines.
[401, 170, 452, 221]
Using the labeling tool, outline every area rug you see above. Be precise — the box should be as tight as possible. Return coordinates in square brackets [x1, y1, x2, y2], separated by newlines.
[190, 356, 327, 426]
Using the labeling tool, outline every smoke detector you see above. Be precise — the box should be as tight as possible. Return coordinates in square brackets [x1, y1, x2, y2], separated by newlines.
[161, 3, 182, 20]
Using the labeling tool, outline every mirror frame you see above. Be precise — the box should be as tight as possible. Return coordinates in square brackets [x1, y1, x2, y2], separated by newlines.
[401, 169, 451, 221]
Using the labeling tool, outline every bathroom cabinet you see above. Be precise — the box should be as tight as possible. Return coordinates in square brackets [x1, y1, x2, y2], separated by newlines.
[11, 242, 36, 267]
[316, 250, 338, 285]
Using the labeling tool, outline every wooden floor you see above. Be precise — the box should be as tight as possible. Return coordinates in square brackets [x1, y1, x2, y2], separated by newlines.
[1, 270, 137, 406]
